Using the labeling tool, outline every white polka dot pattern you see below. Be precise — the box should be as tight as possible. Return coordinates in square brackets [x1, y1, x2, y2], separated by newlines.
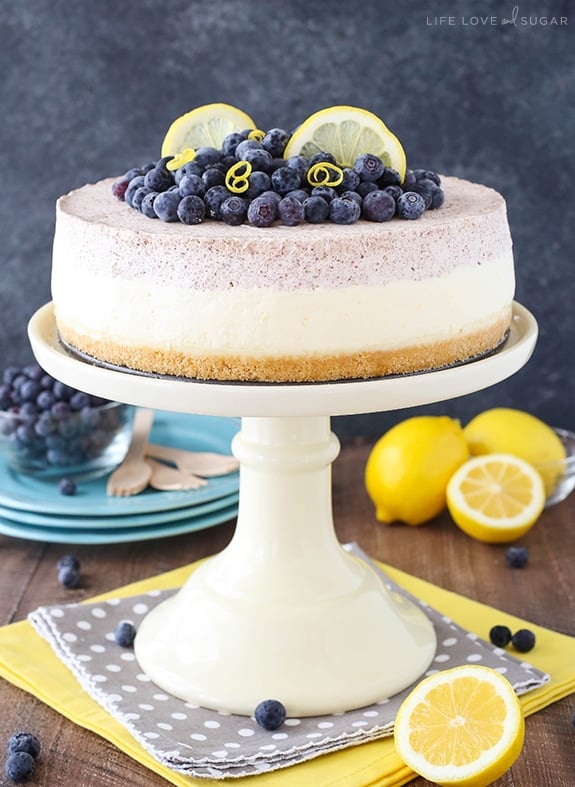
[28, 546, 549, 779]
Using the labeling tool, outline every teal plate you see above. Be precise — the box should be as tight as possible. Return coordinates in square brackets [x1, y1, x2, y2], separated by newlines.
[0, 503, 239, 544]
[0, 492, 239, 530]
[0, 412, 240, 516]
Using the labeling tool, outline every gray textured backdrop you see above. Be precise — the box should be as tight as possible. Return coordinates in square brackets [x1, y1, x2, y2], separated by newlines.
[1, 0, 573, 436]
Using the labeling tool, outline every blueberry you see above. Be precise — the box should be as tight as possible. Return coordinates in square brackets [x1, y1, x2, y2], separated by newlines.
[356, 181, 378, 197]
[340, 190, 363, 207]
[329, 197, 361, 224]
[278, 195, 305, 226]
[124, 176, 146, 207]
[220, 196, 248, 226]
[235, 139, 262, 160]
[245, 171, 271, 199]
[58, 564, 80, 589]
[402, 169, 417, 190]
[202, 168, 226, 189]
[131, 186, 153, 210]
[271, 166, 301, 195]
[193, 146, 222, 168]
[362, 190, 396, 222]
[177, 195, 206, 225]
[413, 178, 440, 208]
[259, 190, 282, 205]
[308, 151, 337, 167]
[179, 174, 205, 198]
[23, 364, 44, 381]
[489, 624, 512, 648]
[261, 128, 290, 157]
[222, 131, 248, 157]
[512, 628, 536, 653]
[174, 161, 204, 184]
[204, 185, 231, 220]
[112, 177, 130, 200]
[384, 185, 403, 201]
[57, 554, 80, 572]
[338, 168, 360, 192]
[242, 147, 273, 172]
[303, 196, 330, 223]
[414, 169, 441, 186]
[52, 381, 74, 401]
[2, 367, 20, 386]
[34, 414, 57, 437]
[285, 155, 308, 177]
[69, 391, 91, 411]
[506, 546, 529, 568]
[396, 191, 426, 220]
[153, 190, 181, 222]
[379, 167, 402, 187]
[140, 192, 159, 219]
[247, 194, 278, 227]
[4, 751, 35, 782]
[311, 186, 337, 203]
[19, 380, 40, 403]
[144, 166, 173, 192]
[7, 732, 41, 759]
[285, 189, 309, 203]
[114, 620, 137, 647]
[58, 477, 77, 496]
[269, 157, 288, 173]
[254, 699, 286, 731]
[429, 187, 445, 209]
[354, 153, 385, 182]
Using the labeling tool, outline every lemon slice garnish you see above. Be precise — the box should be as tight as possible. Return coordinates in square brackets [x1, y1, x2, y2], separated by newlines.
[161, 103, 257, 157]
[284, 105, 406, 178]
[395, 664, 525, 787]
[446, 453, 546, 543]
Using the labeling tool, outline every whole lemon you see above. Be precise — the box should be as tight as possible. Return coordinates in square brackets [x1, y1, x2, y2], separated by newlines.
[365, 415, 469, 526]
[463, 408, 566, 496]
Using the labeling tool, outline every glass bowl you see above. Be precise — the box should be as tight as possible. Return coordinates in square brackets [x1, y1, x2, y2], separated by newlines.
[0, 396, 135, 481]
[535, 427, 575, 507]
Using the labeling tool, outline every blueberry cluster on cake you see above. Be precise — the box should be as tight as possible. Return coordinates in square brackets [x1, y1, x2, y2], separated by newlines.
[51, 104, 515, 383]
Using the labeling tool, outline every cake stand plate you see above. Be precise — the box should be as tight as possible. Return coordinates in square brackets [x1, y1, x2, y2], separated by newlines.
[28, 303, 537, 716]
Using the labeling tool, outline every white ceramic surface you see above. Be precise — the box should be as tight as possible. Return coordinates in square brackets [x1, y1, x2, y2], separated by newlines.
[28, 302, 538, 716]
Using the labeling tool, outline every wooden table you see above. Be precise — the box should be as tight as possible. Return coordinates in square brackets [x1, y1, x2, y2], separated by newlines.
[1, 437, 574, 786]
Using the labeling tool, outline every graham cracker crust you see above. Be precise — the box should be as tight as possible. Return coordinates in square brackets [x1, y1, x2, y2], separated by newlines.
[57, 312, 512, 383]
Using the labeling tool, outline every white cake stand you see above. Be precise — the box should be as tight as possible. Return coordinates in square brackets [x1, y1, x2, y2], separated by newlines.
[28, 302, 537, 716]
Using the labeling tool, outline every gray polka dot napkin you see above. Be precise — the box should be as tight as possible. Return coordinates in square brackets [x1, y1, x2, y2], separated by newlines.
[29, 544, 549, 780]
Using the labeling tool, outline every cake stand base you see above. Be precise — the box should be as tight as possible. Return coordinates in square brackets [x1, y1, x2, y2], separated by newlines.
[135, 416, 436, 716]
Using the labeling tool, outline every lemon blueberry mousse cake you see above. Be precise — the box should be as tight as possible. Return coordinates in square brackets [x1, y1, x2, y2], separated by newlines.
[51, 104, 515, 383]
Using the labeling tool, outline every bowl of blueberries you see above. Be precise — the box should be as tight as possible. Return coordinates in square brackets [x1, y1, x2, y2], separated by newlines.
[0, 363, 135, 481]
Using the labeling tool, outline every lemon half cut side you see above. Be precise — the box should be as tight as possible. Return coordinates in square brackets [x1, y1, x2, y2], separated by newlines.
[161, 103, 257, 157]
[394, 664, 525, 787]
[284, 105, 407, 178]
[446, 453, 546, 543]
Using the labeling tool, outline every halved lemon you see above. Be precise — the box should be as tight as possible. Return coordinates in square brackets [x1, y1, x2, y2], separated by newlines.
[394, 664, 525, 787]
[283, 105, 406, 178]
[161, 103, 257, 157]
[446, 453, 545, 543]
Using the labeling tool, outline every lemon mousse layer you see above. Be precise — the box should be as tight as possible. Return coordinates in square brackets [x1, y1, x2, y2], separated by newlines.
[51, 175, 514, 382]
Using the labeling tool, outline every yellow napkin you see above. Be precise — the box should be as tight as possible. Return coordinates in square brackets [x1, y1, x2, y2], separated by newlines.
[1, 559, 575, 787]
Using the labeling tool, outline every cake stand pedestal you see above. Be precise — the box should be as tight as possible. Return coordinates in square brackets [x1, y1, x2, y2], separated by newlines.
[28, 302, 537, 716]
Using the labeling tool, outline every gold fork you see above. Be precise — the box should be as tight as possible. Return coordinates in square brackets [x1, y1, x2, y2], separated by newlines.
[106, 409, 155, 496]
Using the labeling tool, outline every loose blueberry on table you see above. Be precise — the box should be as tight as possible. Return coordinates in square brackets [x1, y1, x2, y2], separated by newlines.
[254, 699, 287, 731]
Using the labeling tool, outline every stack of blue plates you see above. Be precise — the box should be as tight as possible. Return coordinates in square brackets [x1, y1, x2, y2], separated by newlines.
[0, 412, 240, 544]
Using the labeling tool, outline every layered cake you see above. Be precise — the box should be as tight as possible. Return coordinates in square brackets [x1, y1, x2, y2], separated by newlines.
[51, 105, 515, 383]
